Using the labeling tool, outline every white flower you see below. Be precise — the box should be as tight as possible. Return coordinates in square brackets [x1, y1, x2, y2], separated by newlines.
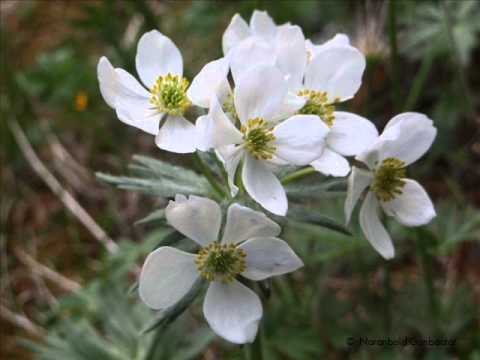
[187, 57, 231, 109]
[97, 30, 197, 153]
[345, 113, 437, 259]
[222, 13, 375, 177]
[296, 34, 377, 177]
[223, 12, 307, 89]
[139, 195, 303, 344]
[305, 33, 351, 60]
[196, 65, 329, 215]
[222, 10, 283, 56]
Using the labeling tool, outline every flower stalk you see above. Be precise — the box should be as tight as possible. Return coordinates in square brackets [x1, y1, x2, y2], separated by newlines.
[281, 167, 316, 185]
[192, 152, 226, 200]
[388, 0, 401, 111]
[416, 230, 441, 336]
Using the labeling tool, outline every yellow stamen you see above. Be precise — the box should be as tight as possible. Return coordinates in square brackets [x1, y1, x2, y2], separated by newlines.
[240, 118, 276, 160]
[298, 89, 336, 127]
[150, 73, 191, 116]
[371, 157, 407, 202]
[195, 242, 247, 283]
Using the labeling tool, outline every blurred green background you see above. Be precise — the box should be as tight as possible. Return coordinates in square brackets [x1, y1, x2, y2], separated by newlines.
[1, 0, 479, 359]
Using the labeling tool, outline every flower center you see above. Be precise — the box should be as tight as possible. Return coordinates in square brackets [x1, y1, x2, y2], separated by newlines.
[150, 73, 191, 116]
[371, 157, 407, 202]
[241, 118, 276, 160]
[195, 242, 246, 282]
[297, 90, 336, 127]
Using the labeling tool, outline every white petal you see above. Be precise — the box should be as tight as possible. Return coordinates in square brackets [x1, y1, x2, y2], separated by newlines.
[187, 57, 230, 108]
[305, 46, 366, 102]
[210, 96, 243, 145]
[378, 112, 437, 165]
[274, 24, 306, 91]
[305, 34, 351, 59]
[270, 92, 306, 121]
[234, 64, 287, 124]
[97, 57, 117, 108]
[216, 145, 244, 197]
[229, 38, 275, 86]
[273, 115, 329, 165]
[203, 280, 262, 344]
[359, 192, 394, 259]
[321, 33, 351, 48]
[250, 10, 276, 38]
[239, 237, 303, 280]
[115, 68, 151, 97]
[139, 247, 198, 310]
[222, 14, 251, 55]
[384, 111, 431, 131]
[311, 148, 350, 177]
[222, 203, 281, 244]
[355, 144, 382, 170]
[195, 115, 212, 152]
[195, 96, 242, 151]
[242, 155, 287, 216]
[328, 112, 379, 156]
[155, 116, 197, 153]
[114, 68, 160, 135]
[165, 195, 221, 246]
[381, 179, 436, 226]
[135, 30, 183, 89]
[345, 167, 373, 224]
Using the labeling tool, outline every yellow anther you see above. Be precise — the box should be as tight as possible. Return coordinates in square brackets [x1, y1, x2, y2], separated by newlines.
[298, 89, 336, 128]
[150, 73, 191, 116]
[241, 118, 276, 160]
[372, 158, 407, 202]
[196, 242, 247, 283]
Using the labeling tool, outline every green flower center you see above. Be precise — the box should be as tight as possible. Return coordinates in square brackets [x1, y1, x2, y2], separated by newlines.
[298, 90, 336, 128]
[372, 157, 407, 202]
[195, 243, 247, 282]
[150, 73, 191, 116]
[241, 118, 276, 160]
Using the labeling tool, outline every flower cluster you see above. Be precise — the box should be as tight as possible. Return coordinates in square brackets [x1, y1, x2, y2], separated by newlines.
[98, 10, 436, 344]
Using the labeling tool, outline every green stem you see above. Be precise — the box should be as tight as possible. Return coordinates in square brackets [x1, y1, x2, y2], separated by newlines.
[244, 331, 263, 360]
[133, 0, 159, 30]
[145, 326, 164, 360]
[281, 167, 316, 185]
[388, 0, 401, 112]
[441, 0, 476, 119]
[192, 152, 226, 199]
[235, 159, 246, 195]
[416, 231, 440, 336]
[383, 261, 392, 335]
[244, 317, 264, 360]
[403, 49, 436, 111]
[243, 281, 267, 360]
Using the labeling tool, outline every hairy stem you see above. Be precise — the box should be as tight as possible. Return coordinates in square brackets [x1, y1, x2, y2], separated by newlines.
[388, 0, 401, 111]
[404, 49, 436, 111]
[383, 261, 392, 335]
[281, 167, 316, 185]
[192, 152, 226, 199]
[441, 0, 476, 120]
[416, 231, 440, 336]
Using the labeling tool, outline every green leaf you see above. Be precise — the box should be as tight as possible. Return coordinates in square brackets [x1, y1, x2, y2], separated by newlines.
[285, 179, 346, 199]
[135, 209, 166, 226]
[287, 208, 352, 236]
[97, 155, 214, 197]
[131, 155, 207, 186]
[96, 172, 210, 197]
